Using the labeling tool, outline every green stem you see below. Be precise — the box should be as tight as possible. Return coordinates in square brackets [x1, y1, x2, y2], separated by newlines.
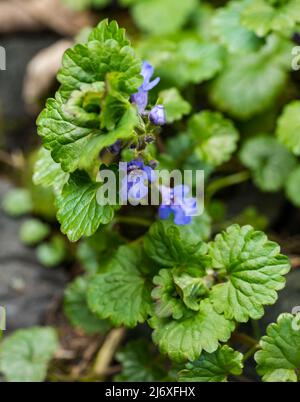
[206, 171, 250, 202]
[243, 344, 260, 363]
[114, 215, 152, 227]
[232, 332, 258, 347]
[251, 319, 261, 340]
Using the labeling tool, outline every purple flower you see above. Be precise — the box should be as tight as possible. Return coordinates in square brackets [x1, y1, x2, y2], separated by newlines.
[131, 61, 160, 114]
[108, 140, 122, 155]
[158, 185, 198, 225]
[120, 158, 156, 205]
[149, 105, 166, 126]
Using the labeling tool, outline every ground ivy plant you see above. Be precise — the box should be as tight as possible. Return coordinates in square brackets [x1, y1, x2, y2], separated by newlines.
[1, 1, 300, 382]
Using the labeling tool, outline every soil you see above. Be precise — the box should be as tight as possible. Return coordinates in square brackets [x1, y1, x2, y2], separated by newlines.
[0, 179, 68, 331]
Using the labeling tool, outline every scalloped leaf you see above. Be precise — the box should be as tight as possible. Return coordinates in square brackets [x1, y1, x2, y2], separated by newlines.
[64, 276, 111, 334]
[37, 94, 138, 173]
[210, 36, 291, 119]
[138, 35, 224, 88]
[33, 148, 69, 195]
[149, 299, 235, 362]
[131, 0, 197, 35]
[56, 170, 116, 242]
[0, 327, 58, 382]
[37, 20, 141, 173]
[178, 345, 243, 382]
[77, 227, 124, 274]
[159, 88, 191, 123]
[57, 20, 141, 97]
[209, 224, 290, 323]
[151, 267, 212, 320]
[212, 0, 264, 53]
[240, 135, 297, 192]
[285, 166, 300, 207]
[115, 339, 165, 382]
[87, 245, 153, 327]
[255, 313, 300, 382]
[276, 101, 300, 156]
[144, 220, 209, 269]
[241, 0, 300, 37]
[188, 111, 239, 166]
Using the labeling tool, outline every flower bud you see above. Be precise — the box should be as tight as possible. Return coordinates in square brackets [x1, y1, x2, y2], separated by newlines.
[149, 105, 166, 126]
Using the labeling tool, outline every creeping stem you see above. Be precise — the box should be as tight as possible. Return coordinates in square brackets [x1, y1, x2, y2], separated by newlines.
[206, 171, 250, 202]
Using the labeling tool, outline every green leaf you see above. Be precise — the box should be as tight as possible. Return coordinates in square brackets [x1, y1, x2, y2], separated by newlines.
[33, 148, 69, 195]
[37, 94, 100, 173]
[78, 106, 139, 172]
[87, 245, 152, 327]
[151, 268, 212, 320]
[37, 20, 142, 173]
[0, 327, 58, 382]
[178, 345, 243, 382]
[255, 313, 300, 382]
[115, 339, 165, 382]
[188, 111, 239, 166]
[241, 0, 300, 37]
[209, 224, 290, 322]
[159, 88, 191, 123]
[149, 299, 235, 362]
[212, 0, 264, 53]
[138, 35, 224, 88]
[56, 170, 116, 242]
[190, 3, 215, 40]
[240, 135, 297, 192]
[58, 20, 141, 97]
[286, 166, 300, 207]
[77, 227, 124, 274]
[173, 271, 211, 312]
[64, 276, 111, 334]
[210, 36, 291, 119]
[131, 0, 197, 35]
[37, 95, 138, 173]
[36, 235, 67, 267]
[151, 269, 188, 320]
[2, 188, 33, 217]
[19, 219, 50, 246]
[160, 133, 214, 178]
[144, 220, 209, 269]
[276, 101, 300, 156]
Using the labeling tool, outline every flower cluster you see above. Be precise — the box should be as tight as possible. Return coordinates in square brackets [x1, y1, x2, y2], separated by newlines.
[119, 62, 196, 225]
[159, 185, 198, 225]
[120, 158, 156, 206]
[120, 159, 197, 225]
[131, 61, 166, 126]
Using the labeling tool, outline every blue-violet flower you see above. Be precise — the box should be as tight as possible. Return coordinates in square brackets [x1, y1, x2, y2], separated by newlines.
[120, 158, 156, 205]
[149, 105, 166, 126]
[131, 61, 160, 114]
[159, 185, 198, 225]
